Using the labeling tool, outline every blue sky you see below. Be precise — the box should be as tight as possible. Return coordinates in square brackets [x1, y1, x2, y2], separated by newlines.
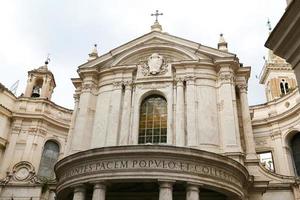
[0, 0, 287, 109]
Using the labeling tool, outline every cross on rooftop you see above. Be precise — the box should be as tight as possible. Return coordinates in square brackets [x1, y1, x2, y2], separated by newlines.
[151, 10, 163, 22]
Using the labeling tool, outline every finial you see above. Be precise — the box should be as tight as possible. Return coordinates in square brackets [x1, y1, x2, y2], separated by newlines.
[45, 53, 50, 65]
[88, 43, 99, 61]
[218, 33, 228, 51]
[37, 53, 50, 70]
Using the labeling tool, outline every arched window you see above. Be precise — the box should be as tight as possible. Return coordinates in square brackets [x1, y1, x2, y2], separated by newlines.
[138, 95, 167, 144]
[280, 79, 289, 95]
[291, 134, 300, 176]
[38, 141, 60, 178]
[31, 79, 43, 97]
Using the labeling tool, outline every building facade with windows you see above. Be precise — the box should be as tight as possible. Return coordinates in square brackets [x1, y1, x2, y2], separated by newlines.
[0, 21, 300, 200]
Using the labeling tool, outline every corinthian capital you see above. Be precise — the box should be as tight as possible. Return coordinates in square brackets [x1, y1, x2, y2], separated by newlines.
[218, 71, 235, 84]
[237, 83, 248, 93]
[113, 81, 123, 90]
[123, 80, 133, 90]
[175, 77, 184, 86]
[185, 75, 196, 85]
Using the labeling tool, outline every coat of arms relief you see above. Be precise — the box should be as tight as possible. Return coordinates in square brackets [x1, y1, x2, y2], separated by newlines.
[141, 53, 168, 76]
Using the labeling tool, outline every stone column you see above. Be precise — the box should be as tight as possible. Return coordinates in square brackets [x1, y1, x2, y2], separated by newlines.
[73, 185, 86, 200]
[185, 76, 197, 147]
[159, 181, 173, 200]
[92, 183, 106, 200]
[119, 81, 132, 145]
[186, 184, 200, 200]
[237, 83, 257, 160]
[106, 81, 123, 146]
[175, 78, 185, 146]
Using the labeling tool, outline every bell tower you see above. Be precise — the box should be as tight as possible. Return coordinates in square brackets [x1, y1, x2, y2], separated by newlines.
[260, 20, 297, 101]
[24, 59, 56, 100]
[259, 50, 297, 101]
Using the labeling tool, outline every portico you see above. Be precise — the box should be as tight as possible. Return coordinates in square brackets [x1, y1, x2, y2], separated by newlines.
[68, 181, 227, 200]
[55, 145, 249, 200]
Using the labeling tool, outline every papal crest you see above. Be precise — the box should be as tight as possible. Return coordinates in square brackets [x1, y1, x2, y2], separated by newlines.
[141, 53, 168, 76]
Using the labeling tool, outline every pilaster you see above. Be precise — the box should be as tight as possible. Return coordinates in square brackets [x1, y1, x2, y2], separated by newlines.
[175, 78, 185, 146]
[119, 81, 133, 145]
[185, 75, 197, 147]
[218, 66, 241, 152]
[70, 77, 97, 153]
[106, 81, 123, 146]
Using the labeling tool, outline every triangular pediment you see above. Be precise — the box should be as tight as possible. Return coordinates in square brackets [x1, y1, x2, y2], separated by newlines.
[79, 31, 236, 69]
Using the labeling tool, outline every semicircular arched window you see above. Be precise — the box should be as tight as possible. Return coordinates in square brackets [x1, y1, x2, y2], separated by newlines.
[291, 134, 300, 176]
[138, 95, 167, 144]
[38, 141, 60, 178]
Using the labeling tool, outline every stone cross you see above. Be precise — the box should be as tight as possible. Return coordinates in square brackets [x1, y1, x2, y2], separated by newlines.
[151, 10, 163, 22]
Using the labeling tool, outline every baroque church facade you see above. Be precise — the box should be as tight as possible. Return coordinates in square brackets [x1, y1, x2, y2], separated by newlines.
[0, 20, 300, 200]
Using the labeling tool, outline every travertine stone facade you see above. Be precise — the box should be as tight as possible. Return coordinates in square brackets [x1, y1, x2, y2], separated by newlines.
[1, 21, 300, 200]
[67, 29, 250, 160]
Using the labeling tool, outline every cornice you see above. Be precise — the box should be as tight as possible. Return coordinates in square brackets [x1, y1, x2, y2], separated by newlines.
[251, 101, 300, 126]
[12, 112, 71, 130]
[259, 62, 293, 84]
[17, 97, 73, 113]
[0, 104, 12, 117]
[250, 88, 299, 109]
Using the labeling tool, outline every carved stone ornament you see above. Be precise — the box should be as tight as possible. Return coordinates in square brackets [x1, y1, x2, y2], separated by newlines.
[0, 161, 43, 185]
[141, 53, 168, 76]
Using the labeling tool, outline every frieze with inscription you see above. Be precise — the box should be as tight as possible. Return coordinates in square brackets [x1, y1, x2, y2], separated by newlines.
[59, 157, 239, 185]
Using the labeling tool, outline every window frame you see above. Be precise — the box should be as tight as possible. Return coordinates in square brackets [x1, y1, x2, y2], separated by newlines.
[138, 95, 167, 144]
[37, 140, 60, 179]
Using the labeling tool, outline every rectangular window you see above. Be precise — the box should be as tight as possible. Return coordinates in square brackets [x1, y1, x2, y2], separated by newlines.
[258, 151, 275, 172]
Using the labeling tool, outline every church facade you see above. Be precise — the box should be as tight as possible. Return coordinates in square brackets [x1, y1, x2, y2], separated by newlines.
[0, 21, 300, 200]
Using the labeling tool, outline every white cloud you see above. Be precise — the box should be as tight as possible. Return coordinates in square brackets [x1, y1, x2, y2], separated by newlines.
[0, 0, 287, 108]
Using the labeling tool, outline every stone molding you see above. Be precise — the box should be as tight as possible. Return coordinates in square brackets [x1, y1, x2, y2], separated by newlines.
[55, 145, 249, 199]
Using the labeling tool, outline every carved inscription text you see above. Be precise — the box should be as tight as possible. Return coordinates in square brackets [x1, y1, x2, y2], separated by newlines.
[60, 158, 239, 184]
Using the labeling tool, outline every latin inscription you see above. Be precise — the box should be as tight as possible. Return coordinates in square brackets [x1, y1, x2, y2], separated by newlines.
[60, 158, 239, 184]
